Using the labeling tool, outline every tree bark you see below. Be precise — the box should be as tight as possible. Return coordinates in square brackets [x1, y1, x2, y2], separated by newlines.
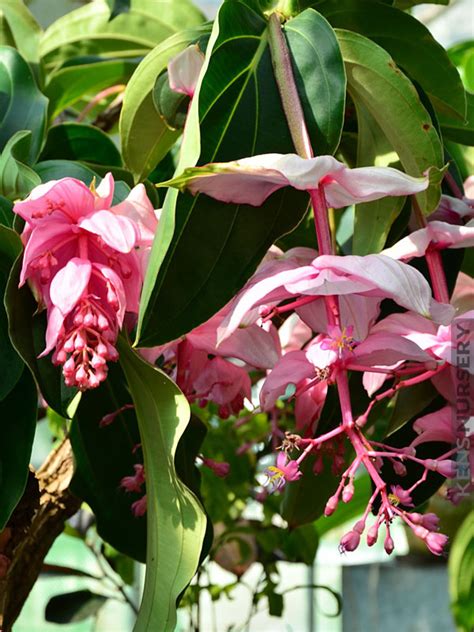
[0, 438, 81, 631]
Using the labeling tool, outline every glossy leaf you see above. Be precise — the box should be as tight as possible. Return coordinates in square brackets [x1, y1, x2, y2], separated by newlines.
[0, 223, 23, 401]
[0, 46, 48, 161]
[336, 29, 444, 214]
[0, 130, 41, 201]
[39, 0, 203, 71]
[315, 0, 465, 120]
[34, 159, 98, 184]
[352, 101, 405, 254]
[70, 363, 146, 562]
[449, 511, 474, 632]
[120, 27, 208, 181]
[0, 0, 42, 64]
[138, 0, 340, 345]
[39, 123, 122, 167]
[118, 339, 206, 632]
[438, 91, 474, 146]
[5, 255, 76, 416]
[0, 196, 13, 227]
[45, 590, 107, 624]
[0, 368, 38, 529]
[44, 58, 136, 120]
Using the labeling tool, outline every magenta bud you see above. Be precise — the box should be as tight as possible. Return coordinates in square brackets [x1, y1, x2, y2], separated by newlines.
[367, 524, 379, 546]
[324, 495, 339, 516]
[421, 513, 440, 531]
[342, 482, 354, 503]
[384, 534, 394, 555]
[354, 519, 366, 535]
[340, 530, 360, 552]
[393, 460, 407, 476]
[425, 532, 448, 556]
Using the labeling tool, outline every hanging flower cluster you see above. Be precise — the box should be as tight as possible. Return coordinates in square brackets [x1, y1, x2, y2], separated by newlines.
[14, 174, 158, 390]
[161, 152, 473, 556]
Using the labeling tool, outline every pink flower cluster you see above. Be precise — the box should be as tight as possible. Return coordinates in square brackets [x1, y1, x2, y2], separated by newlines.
[14, 174, 158, 390]
[163, 152, 474, 557]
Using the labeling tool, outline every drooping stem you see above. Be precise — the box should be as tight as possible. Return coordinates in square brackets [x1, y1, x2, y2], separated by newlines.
[412, 196, 450, 303]
[267, 13, 313, 160]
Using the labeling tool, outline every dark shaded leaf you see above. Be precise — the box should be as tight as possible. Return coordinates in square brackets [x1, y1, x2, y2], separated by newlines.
[39, 123, 122, 167]
[45, 590, 107, 624]
[0, 368, 37, 529]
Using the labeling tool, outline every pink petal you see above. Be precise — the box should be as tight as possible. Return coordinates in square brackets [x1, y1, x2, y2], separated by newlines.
[352, 333, 435, 367]
[79, 209, 138, 253]
[49, 258, 91, 315]
[314, 254, 454, 324]
[92, 263, 127, 326]
[112, 183, 158, 246]
[382, 220, 474, 260]
[362, 371, 388, 396]
[14, 178, 95, 224]
[94, 172, 115, 209]
[20, 217, 73, 286]
[40, 306, 65, 357]
[411, 405, 456, 447]
[168, 153, 428, 207]
[168, 44, 205, 97]
[260, 351, 314, 410]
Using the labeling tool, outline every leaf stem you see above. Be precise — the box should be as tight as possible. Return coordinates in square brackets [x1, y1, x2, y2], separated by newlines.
[267, 13, 313, 160]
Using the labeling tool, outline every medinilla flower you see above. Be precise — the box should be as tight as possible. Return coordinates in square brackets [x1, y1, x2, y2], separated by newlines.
[168, 44, 205, 99]
[14, 174, 158, 389]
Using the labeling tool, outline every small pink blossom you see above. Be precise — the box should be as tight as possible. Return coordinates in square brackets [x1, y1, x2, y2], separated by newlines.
[201, 457, 230, 478]
[425, 531, 449, 556]
[120, 464, 145, 493]
[391, 485, 414, 507]
[131, 495, 147, 518]
[264, 452, 302, 492]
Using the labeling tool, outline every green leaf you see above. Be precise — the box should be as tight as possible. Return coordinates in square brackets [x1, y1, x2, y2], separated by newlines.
[70, 363, 146, 562]
[0, 223, 23, 401]
[44, 59, 136, 120]
[448, 40, 474, 93]
[0, 130, 41, 200]
[45, 590, 108, 624]
[5, 255, 76, 416]
[336, 29, 444, 214]
[0, 0, 42, 64]
[449, 511, 474, 632]
[284, 8, 346, 155]
[352, 101, 405, 254]
[315, 0, 465, 121]
[0, 367, 37, 529]
[39, 0, 203, 71]
[120, 27, 208, 181]
[0, 46, 48, 161]
[34, 159, 98, 184]
[118, 339, 206, 632]
[0, 196, 13, 227]
[137, 0, 313, 345]
[439, 91, 474, 146]
[393, 0, 448, 10]
[39, 123, 122, 167]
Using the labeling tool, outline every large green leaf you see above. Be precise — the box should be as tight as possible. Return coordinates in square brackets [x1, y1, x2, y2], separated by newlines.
[45, 58, 136, 120]
[0, 46, 48, 161]
[70, 363, 146, 562]
[118, 339, 206, 632]
[336, 29, 444, 214]
[0, 367, 37, 529]
[0, 0, 42, 64]
[439, 91, 474, 146]
[120, 27, 208, 181]
[0, 224, 23, 401]
[0, 130, 41, 201]
[449, 511, 474, 631]
[137, 1, 346, 345]
[352, 101, 405, 254]
[5, 255, 76, 416]
[39, 0, 203, 72]
[39, 123, 122, 167]
[314, 0, 465, 121]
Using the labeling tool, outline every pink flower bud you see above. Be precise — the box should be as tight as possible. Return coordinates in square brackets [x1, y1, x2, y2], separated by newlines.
[384, 534, 394, 555]
[367, 524, 379, 546]
[324, 494, 339, 516]
[354, 519, 366, 535]
[393, 460, 407, 476]
[131, 495, 147, 517]
[425, 532, 448, 556]
[421, 513, 440, 531]
[342, 482, 354, 503]
[340, 530, 360, 552]
[202, 457, 230, 478]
